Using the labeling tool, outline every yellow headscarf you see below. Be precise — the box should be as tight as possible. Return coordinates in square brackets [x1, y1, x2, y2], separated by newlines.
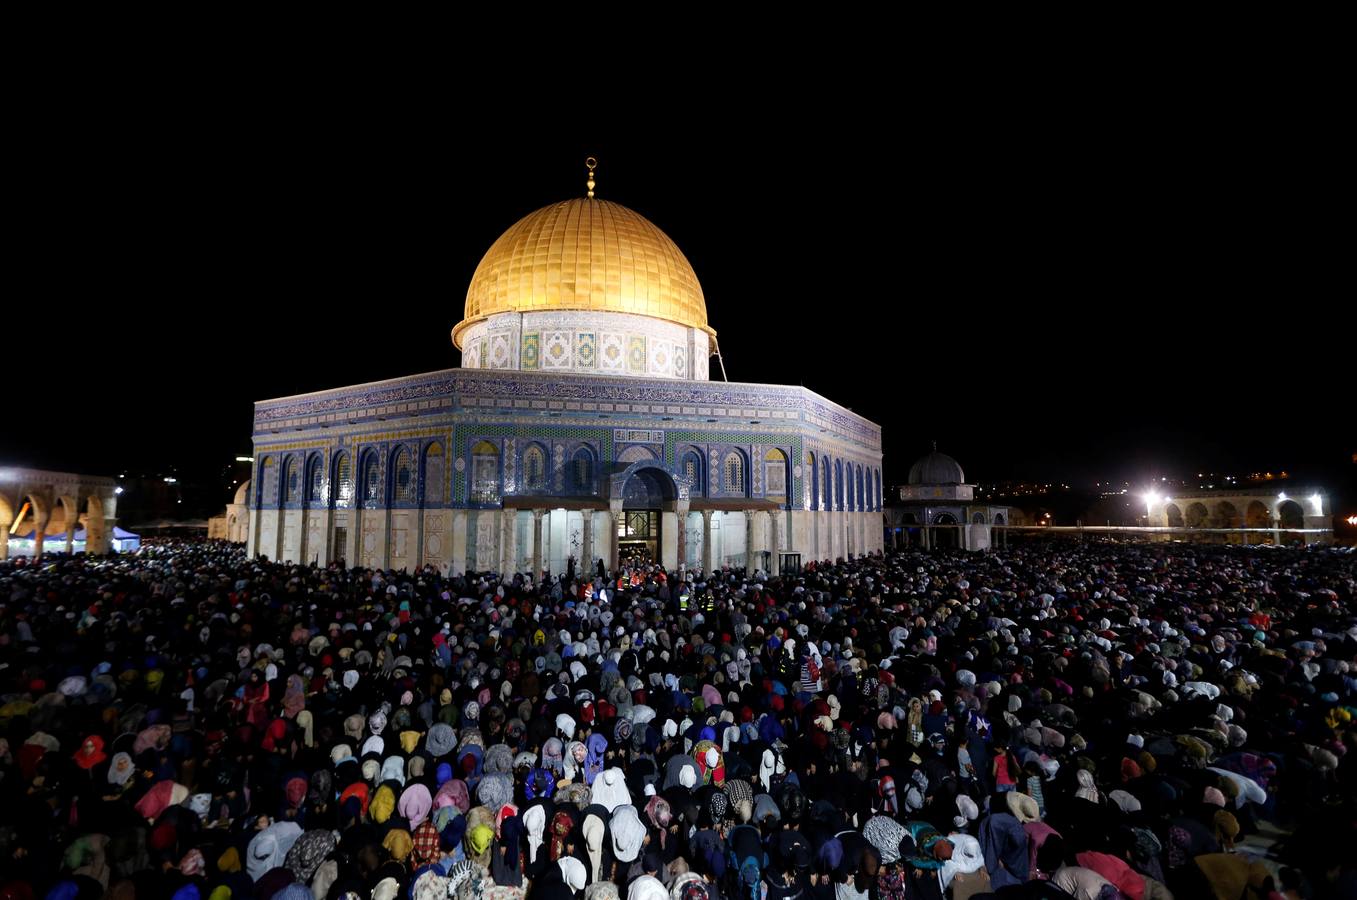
[217, 846, 241, 873]
[209, 887, 233, 900]
[467, 824, 494, 857]
[400, 730, 421, 754]
[371, 784, 397, 824]
[382, 829, 414, 862]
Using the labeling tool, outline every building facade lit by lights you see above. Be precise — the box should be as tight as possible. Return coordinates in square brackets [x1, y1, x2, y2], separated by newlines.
[243, 164, 884, 574]
[883, 448, 1012, 550]
[1145, 487, 1333, 544]
[0, 466, 120, 559]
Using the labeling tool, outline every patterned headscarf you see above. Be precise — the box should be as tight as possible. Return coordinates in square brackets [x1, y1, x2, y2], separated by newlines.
[526, 768, 557, 801]
[878, 775, 897, 815]
[863, 816, 908, 864]
[707, 790, 729, 825]
[645, 796, 672, 849]
[412, 822, 442, 867]
[549, 810, 575, 861]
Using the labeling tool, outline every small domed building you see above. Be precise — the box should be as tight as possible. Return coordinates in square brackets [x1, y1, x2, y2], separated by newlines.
[244, 168, 884, 574]
[884, 446, 1011, 550]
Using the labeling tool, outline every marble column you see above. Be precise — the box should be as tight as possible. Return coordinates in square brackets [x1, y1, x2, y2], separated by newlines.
[675, 500, 690, 568]
[701, 509, 714, 573]
[582, 510, 594, 572]
[531, 508, 545, 579]
[770, 510, 782, 575]
[542, 510, 552, 575]
[746, 510, 757, 572]
[499, 508, 515, 576]
[612, 508, 626, 574]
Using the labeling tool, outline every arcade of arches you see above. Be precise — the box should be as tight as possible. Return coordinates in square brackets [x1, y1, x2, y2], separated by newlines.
[1151, 488, 1332, 544]
[0, 467, 119, 559]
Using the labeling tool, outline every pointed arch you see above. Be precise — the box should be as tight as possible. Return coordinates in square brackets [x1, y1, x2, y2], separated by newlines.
[422, 441, 445, 507]
[805, 451, 817, 510]
[723, 449, 747, 496]
[823, 457, 831, 512]
[306, 453, 326, 505]
[680, 447, 705, 497]
[390, 445, 416, 504]
[332, 451, 353, 508]
[281, 455, 302, 506]
[359, 449, 382, 508]
[570, 445, 595, 493]
[764, 448, 788, 499]
[522, 442, 548, 492]
[470, 440, 501, 505]
[258, 456, 279, 508]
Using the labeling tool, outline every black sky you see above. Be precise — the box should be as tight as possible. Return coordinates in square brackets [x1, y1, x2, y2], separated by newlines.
[4, 80, 1352, 504]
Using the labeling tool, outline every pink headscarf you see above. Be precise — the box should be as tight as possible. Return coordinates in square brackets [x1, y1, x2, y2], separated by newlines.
[399, 784, 434, 829]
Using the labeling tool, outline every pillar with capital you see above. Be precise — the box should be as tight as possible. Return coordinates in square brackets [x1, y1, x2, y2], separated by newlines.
[499, 508, 516, 576]
[746, 510, 757, 572]
[611, 505, 626, 574]
[531, 508, 545, 579]
[675, 500, 690, 568]
[701, 509, 714, 573]
[769, 510, 782, 575]
[582, 509, 594, 572]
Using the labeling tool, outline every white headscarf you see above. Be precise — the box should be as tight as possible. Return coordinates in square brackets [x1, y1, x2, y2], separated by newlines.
[559, 857, 587, 893]
[611, 805, 646, 862]
[591, 768, 631, 813]
[523, 804, 547, 863]
[627, 876, 668, 900]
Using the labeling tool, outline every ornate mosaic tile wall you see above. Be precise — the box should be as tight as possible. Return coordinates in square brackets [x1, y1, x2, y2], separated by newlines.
[458, 311, 709, 382]
[251, 360, 884, 516]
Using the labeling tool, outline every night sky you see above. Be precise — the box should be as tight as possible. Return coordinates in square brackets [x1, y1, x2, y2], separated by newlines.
[5, 91, 1352, 510]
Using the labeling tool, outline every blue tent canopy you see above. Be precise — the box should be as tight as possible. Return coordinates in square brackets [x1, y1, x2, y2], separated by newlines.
[9, 526, 139, 542]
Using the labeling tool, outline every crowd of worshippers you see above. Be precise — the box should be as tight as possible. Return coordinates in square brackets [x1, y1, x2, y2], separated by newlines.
[1, 537, 1356, 900]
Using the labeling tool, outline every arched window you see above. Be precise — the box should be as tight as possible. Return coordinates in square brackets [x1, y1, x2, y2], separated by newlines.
[856, 465, 865, 511]
[392, 446, 415, 503]
[571, 447, 594, 492]
[765, 448, 788, 497]
[834, 460, 843, 510]
[823, 459, 831, 512]
[307, 454, 324, 504]
[333, 452, 353, 507]
[874, 469, 881, 511]
[682, 450, 704, 496]
[806, 452, 817, 510]
[523, 444, 547, 491]
[846, 462, 855, 511]
[283, 456, 301, 504]
[260, 457, 278, 507]
[723, 451, 745, 494]
[471, 440, 500, 505]
[361, 452, 380, 506]
[423, 443, 445, 507]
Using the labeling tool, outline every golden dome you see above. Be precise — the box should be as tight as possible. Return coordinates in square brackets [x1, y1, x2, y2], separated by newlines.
[453, 198, 712, 349]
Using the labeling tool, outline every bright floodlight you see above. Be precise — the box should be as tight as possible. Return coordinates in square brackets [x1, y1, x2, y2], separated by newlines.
[1278, 492, 1287, 501]
[236, 456, 253, 462]
[114, 487, 123, 495]
[1143, 491, 1161, 507]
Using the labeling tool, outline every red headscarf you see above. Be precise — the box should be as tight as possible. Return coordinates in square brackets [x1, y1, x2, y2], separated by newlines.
[73, 735, 107, 770]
